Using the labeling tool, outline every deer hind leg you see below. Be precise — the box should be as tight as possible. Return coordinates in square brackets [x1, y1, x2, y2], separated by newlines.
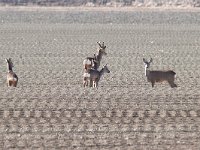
[172, 77, 177, 88]
[8, 80, 12, 87]
[13, 81, 17, 87]
[151, 81, 155, 87]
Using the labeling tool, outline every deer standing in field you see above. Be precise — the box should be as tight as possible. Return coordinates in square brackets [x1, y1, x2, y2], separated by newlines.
[83, 41, 107, 72]
[83, 64, 110, 88]
[5, 58, 18, 87]
[143, 58, 177, 88]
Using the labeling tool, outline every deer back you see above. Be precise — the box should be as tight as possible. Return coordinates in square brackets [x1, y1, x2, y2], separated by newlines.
[88, 69, 100, 79]
[148, 70, 176, 82]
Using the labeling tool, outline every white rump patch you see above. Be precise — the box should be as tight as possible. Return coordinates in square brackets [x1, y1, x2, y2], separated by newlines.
[83, 59, 92, 65]
[8, 77, 17, 81]
[83, 73, 90, 78]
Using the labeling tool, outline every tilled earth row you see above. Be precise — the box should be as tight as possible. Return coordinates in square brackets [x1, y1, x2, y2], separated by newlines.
[1, 109, 200, 149]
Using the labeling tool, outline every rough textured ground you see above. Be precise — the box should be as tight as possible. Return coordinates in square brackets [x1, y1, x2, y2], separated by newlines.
[0, 8, 200, 149]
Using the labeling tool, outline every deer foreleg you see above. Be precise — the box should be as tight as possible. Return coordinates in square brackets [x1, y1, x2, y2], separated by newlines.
[168, 81, 177, 88]
[83, 77, 88, 87]
[89, 79, 93, 87]
[93, 81, 97, 88]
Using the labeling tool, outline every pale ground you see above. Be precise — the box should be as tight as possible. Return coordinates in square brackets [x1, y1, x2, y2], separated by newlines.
[0, 8, 200, 149]
[0, 6, 200, 12]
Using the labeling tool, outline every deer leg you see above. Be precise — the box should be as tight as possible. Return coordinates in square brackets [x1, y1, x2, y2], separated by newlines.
[96, 81, 98, 88]
[92, 81, 95, 88]
[89, 79, 93, 87]
[13, 81, 17, 87]
[83, 78, 86, 87]
[168, 81, 173, 88]
[168, 81, 177, 88]
[171, 78, 177, 88]
[83, 77, 87, 87]
[95, 82, 97, 88]
[86, 79, 89, 86]
[93, 80, 97, 88]
[94, 81, 96, 88]
[151, 81, 155, 87]
[8, 80, 12, 87]
[172, 83, 177, 88]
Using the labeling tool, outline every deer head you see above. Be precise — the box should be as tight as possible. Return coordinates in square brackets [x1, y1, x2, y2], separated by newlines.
[97, 41, 107, 55]
[102, 64, 110, 73]
[143, 58, 153, 69]
[5, 58, 14, 71]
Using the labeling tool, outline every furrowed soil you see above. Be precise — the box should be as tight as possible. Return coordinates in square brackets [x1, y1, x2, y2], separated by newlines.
[0, 8, 200, 149]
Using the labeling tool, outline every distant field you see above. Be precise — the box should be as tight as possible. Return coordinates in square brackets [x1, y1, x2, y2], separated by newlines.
[0, 8, 200, 149]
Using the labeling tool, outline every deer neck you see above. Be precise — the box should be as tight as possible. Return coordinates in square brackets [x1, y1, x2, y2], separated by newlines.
[145, 66, 150, 77]
[7, 63, 12, 72]
[99, 68, 105, 79]
[96, 51, 103, 62]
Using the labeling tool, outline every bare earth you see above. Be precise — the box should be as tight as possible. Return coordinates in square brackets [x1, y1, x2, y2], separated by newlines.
[0, 7, 200, 149]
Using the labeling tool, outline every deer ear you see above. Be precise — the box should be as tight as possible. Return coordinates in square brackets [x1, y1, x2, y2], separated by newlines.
[97, 42, 102, 47]
[143, 58, 146, 63]
[150, 58, 153, 63]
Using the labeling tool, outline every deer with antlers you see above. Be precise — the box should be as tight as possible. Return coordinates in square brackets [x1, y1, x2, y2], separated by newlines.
[143, 58, 177, 88]
[83, 41, 107, 72]
[5, 58, 18, 87]
[83, 64, 110, 88]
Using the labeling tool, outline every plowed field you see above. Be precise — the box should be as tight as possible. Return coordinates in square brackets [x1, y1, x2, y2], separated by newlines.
[0, 8, 200, 149]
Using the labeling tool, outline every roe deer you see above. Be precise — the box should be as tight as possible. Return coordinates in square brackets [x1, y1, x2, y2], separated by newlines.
[5, 58, 18, 87]
[143, 58, 177, 88]
[83, 41, 107, 71]
[83, 64, 110, 87]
